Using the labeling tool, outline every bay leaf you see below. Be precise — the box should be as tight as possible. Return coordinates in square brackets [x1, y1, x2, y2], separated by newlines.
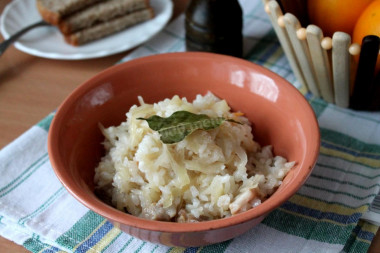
[137, 111, 241, 144]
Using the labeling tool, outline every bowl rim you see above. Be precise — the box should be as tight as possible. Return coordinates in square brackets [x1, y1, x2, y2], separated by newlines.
[48, 52, 320, 233]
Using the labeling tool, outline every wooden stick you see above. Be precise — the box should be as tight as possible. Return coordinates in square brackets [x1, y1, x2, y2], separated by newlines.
[306, 25, 334, 103]
[265, 1, 308, 91]
[350, 35, 380, 110]
[332, 32, 351, 108]
[348, 43, 361, 96]
[321, 37, 334, 92]
[274, 0, 285, 13]
[284, 13, 320, 97]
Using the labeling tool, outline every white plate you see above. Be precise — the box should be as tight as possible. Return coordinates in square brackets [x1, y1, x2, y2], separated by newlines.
[0, 0, 173, 60]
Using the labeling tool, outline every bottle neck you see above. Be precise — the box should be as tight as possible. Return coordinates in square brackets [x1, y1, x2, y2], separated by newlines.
[186, 0, 243, 31]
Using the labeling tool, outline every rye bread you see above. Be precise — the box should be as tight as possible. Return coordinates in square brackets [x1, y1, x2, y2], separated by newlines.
[64, 7, 154, 46]
[36, 0, 101, 24]
[59, 0, 150, 35]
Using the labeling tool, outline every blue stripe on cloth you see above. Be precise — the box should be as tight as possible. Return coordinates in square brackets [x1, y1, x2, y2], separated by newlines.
[41, 246, 60, 253]
[184, 247, 199, 253]
[321, 141, 380, 160]
[74, 221, 113, 253]
[281, 202, 362, 225]
[356, 228, 375, 242]
[350, 223, 375, 242]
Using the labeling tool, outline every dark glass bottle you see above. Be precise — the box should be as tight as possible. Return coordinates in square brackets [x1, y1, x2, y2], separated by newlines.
[185, 0, 243, 58]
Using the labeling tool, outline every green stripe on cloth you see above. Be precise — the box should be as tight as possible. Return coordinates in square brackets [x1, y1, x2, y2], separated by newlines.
[0, 153, 50, 198]
[343, 220, 377, 253]
[150, 245, 159, 253]
[321, 128, 380, 155]
[0, 153, 48, 195]
[262, 209, 354, 244]
[135, 242, 146, 253]
[23, 235, 51, 253]
[117, 237, 134, 253]
[55, 211, 105, 251]
[37, 113, 55, 131]
[18, 187, 65, 226]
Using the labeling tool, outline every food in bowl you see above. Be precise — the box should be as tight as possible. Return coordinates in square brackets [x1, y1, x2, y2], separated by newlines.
[94, 92, 295, 222]
[48, 52, 320, 246]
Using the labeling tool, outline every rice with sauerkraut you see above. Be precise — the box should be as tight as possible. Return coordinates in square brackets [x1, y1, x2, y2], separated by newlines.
[94, 93, 294, 222]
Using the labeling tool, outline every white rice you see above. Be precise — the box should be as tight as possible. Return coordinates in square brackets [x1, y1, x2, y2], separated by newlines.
[94, 93, 294, 222]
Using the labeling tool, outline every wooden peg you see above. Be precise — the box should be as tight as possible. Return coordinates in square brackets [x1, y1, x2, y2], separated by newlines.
[306, 25, 334, 103]
[267, 1, 308, 91]
[274, 0, 285, 13]
[284, 13, 320, 97]
[332, 32, 351, 108]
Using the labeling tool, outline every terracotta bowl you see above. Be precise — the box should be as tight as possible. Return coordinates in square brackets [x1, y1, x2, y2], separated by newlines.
[48, 52, 320, 247]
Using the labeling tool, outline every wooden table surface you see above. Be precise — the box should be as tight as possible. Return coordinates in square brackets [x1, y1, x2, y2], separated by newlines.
[0, 0, 379, 252]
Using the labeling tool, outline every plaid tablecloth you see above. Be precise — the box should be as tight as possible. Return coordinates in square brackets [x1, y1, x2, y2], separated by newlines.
[1, 0, 380, 252]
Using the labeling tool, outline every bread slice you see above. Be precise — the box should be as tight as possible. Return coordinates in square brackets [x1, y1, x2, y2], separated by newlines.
[65, 7, 154, 46]
[59, 0, 150, 35]
[37, 0, 102, 25]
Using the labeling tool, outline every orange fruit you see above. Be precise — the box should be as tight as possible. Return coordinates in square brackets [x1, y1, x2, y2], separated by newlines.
[308, 0, 374, 37]
[353, 0, 380, 73]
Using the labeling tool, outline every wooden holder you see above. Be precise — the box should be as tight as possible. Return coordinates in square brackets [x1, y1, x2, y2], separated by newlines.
[263, 0, 380, 111]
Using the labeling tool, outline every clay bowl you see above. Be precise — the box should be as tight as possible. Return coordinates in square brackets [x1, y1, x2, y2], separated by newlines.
[48, 52, 320, 247]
